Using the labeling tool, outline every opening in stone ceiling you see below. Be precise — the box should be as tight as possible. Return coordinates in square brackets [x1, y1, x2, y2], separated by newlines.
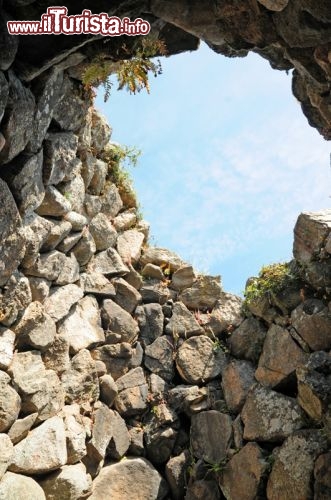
[96, 42, 331, 295]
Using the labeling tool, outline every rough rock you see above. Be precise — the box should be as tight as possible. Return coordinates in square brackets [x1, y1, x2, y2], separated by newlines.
[267, 431, 328, 500]
[115, 367, 148, 416]
[168, 385, 210, 416]
[176, 335, 227, 384]
[117, 230, 145, 265]
[165, 301, 204, 338]
[185, 480, 220, 500]
[90, 110, 111, 153]
[39, 463, 92, 500]
[291, 299, 331, 351]
[191, 410, 232, 463]
[222, 360, 256, 413]
[9, 351, 64, 420]
[14, 301, 56, 350]
[63, 211, 87, 231]
[87, 247, 129, 276]
[99, 374, 118, 407]
[71, 229, 96, 266]
[144, 403, 179, 464]
[314, 451, 331, 500]
[0, 327, 15, 370]
[112, 277, 142, 313]
[61, 349, 99, 404]
[28, 277, 50, 303]
[0, 11, 18, 70]
[36, 186, 71, 217]
[21, 214, 52, 268]
[165, 450, 191, 500]
[4, 151, 44, 216]
[8, 413, 38, 445]
[88, 159, 108, 195]
[241, 384, 305, 441]
[257, 0, 288, 11]
[84, 194, 103, 219]
[55, 254, 80, 286]
[79, 272, 116, 297]
[0, 434, 14, 480]
[140, 247, 185, 272]
[43, 132, 78, 185]
[91, 342, 135, 380]
[140, 279, 172, 304]
[101, 299, 139, 344]
[128, 426, 145, 456]
[141, 263, 165, 280]
[44, 284, 83, 322]
[24, 250, 67, 282]
[28, 68, 64, 152]
[9, 416, 67, 474]
[124, 262, 143, 290]
[41, 220, 72, 252]
[201, 293, 244, 335]
[0, 179, 25, 286]
[113, 209, 137, 231]
[89, 458, 168, 500]
[170, 265, 195, 291]
[227, 317, 267, 364]
[59, 174, 85, 214]
[100, 183, 123, 218]
[179, 275, 222, 310]
[0, 472, 46, 500]
[42, 334, 70, 374]
[0, 71, 8, 123]
[0, 272, 31, 326]
[296, 363, 331, 421]
[144, 336, 175, 382]
[135, 303, 164, 346]
[219, 442, 268, 500]
[53, 74, 89, 132]
[255, 324, 308, 388]
[293, 211, 331, 263]
[0, 371, 21, 432]
[89, 213, 117, 251]
[0, 71, 35, 164]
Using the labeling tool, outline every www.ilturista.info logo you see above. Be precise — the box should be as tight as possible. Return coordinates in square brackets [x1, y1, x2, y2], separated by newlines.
[7, 6, 151, 36]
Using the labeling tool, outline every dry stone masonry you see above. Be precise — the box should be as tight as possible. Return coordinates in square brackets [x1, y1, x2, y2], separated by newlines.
[0, 1, 331, 499]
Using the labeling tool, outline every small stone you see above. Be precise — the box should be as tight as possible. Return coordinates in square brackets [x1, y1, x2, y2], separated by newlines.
[144, 404, 178, 464]
[128, 426, 145, 456]
[53, 73, 89, 132]
[87, 247, 129, 276]
[14, 301, 56, 350]
[190, 410, 232, 464]
[43, 132, 78, 185]
[291, 299, 331, 351]
[39, 463, 92, 500]
[57, 232, 83, 253]
[59, 174, 85, 214]
[170, 265, 196, 291]
[257, 0, 289, 11]
[0, 327, 15, 369]
[101, 183, 123, 218]
[135, 303, 164, 346]
[9, 416, 67, 475]
[0, 434, 14, 480]
[57, 295, 104, 353]
[44, 284, 84, 322]
[55, 254, 80, 285]
[88, 159, 108, 195]
[255, 324, 308, 388]
[0, 472, 46, 500]
[24, 251, 67, 281]
[222, 360, 256, 413]
[100, 374, 118, 407]
[8, 413, 38, 445]
[101, 299, 139, 344]
[41, 220, 72, 252]
[140, 247, 185, 272]
[89, 458, 168, 500]
[117, 230, 145, 265]
[0, 371, 21, 432]
[241, 384, 305, 442]
[185, 480, 220, 500]
[71, 229, 96, 266]
[297, 364, 331, 421]
[144, 336, 175, 382]
[141, 263, 165, 280]
[21, 214, 52, 269]
[228, 317, 267, 364]
[202, 293, 244, 335]
[91, 110, 111, 153]
[62, 405, 88, 464]
[42, 334, 70, 374]
[176, 336, 227, 384]
[140, 279, 172, 304]
[168, 385, 210, 416]
[267, 431, 328, 500]
[179, 275, 222, 310]
[63, 211, 88, 231]
[89, 213, 118, 251]
[91, 343, 133, 381]
[220, 442, 268, 500]
[61, 349, 99, 404]
[84, 194, 103, 219]
[113, 209, 137, 231]
[165, 451, 191, 500]
[0, 272, 31, 327]
[124, 263, 143, 290]
[112, 277, 142, 313]
[79, 272, 116, 297]
[115, 367, 149, 416]
[36, 186, 71, 217]
[165, 301, 204, 338]
[28, 277, 50, 303]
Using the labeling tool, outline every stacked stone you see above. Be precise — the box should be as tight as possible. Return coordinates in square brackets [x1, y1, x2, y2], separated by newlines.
[0, 64, 331, 499]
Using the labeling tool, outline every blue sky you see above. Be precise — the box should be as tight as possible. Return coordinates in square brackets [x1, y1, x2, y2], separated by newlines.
[96, 42, 331, 296]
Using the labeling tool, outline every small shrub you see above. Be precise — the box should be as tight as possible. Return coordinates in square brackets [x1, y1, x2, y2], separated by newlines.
[82, 38, 167, 101]
[243, 262, 298, 308]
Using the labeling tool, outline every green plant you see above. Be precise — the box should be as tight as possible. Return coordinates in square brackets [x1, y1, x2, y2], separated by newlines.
[82, 37, 167, 101]
[243, 262, 298, 308]
[205, 457, 229, 476]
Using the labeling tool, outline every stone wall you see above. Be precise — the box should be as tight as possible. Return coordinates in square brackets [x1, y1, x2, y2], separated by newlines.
[0, 2, 331, 499]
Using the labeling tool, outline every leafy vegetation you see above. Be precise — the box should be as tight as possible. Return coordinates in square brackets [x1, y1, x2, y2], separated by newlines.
[244, 262, 298, 307]
[82, 38, 167, 101]
[101, 143, 141, 211]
